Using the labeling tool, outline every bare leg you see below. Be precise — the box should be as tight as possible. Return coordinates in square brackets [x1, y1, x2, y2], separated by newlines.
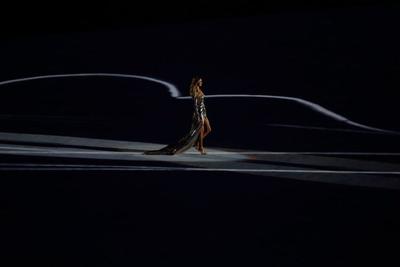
[199, 124, 206, 155]
[203, 117, 212, 138]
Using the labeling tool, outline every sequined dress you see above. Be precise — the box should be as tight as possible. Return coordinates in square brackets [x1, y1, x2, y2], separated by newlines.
[143, 95, 207, 155]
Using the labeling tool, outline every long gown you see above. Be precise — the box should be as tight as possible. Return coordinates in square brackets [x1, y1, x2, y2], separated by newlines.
[143, 95, 207, 155]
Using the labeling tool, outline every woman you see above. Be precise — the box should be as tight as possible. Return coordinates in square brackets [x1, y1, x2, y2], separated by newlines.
[143, 76, 211, 155]
[191, 77, 212, 154]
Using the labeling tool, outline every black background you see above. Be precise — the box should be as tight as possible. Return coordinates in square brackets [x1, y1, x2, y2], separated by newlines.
[1, 1, 400, 266]
[0, 1, 399, 131]
[0, 1, 397, 37]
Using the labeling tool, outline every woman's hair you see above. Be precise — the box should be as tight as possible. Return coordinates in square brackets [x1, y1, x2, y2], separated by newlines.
[189, 76, 202, 97]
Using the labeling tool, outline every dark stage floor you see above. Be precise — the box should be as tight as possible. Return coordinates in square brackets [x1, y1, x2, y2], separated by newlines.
[2, 168, 400, 266]
[0, 128, 400, 266]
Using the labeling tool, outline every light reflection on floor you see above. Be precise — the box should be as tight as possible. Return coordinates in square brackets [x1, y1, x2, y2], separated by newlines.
[1, 132, 400, 190]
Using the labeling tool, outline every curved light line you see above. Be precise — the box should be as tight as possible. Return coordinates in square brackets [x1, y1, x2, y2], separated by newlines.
[0, 164, 399, 175]
[0, 73, 181, 97]
[178, 94, 400, 135]
[1, 150, 400, 155]
[0, 73, 397, 135]
[264, 123, 380, 134]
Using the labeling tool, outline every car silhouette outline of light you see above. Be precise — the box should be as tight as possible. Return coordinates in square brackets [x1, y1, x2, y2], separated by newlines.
[0, 73, 398, 135]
